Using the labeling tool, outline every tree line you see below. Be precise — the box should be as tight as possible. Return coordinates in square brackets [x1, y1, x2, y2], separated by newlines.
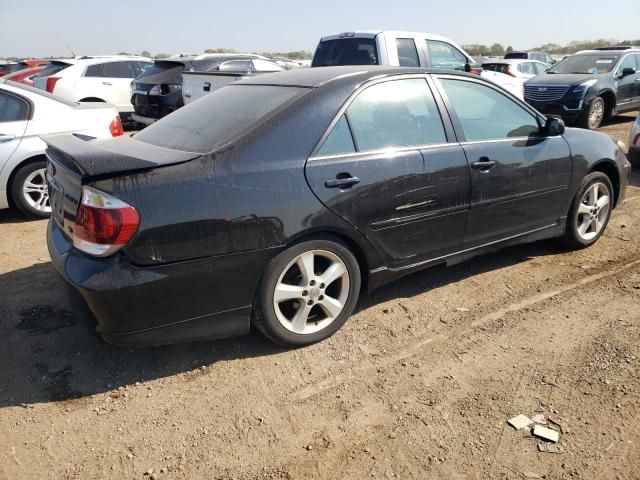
[463, 39, 640, 57]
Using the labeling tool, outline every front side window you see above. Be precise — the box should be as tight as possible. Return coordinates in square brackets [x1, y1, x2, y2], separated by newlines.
[518, 62, 536, 75]
[0, 92, 29, 122]
[396, 38, 420, 67]
[342, 78, 446, 152]
[534, 62, 549, 75]
[440, 79, 539, 141]
[426, 40, 467, 70]
[617, 55, 637, 75]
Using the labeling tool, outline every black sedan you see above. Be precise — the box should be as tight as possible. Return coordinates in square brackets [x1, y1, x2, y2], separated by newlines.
[46, 66, 631, 347]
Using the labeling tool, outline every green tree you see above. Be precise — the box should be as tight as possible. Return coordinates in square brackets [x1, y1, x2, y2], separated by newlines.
[204, 48, 236, 54]
[489, 43, 505, 56]
[155, 53, 171, 59]
[140, 50, 152, 58]
[506, 46, 514, 53]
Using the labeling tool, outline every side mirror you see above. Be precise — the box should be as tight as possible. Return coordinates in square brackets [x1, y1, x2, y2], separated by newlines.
[464, 62, 471, 73]
[620, 67, 636, 78]
[543, 117, 565, 136]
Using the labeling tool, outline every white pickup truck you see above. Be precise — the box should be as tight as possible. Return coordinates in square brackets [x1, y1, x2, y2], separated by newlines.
[182, 57, 284, 105]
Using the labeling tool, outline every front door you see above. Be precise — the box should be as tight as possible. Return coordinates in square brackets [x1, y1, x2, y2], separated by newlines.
[615, 54, 640, 111]
[435, 76, 572, 247]
[305, 77, 471, 268]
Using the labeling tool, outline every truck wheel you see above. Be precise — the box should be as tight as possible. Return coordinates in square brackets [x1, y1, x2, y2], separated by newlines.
[578, 97, 605, 130]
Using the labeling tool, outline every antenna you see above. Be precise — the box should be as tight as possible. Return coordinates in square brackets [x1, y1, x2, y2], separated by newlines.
[65, 44, 77, 58]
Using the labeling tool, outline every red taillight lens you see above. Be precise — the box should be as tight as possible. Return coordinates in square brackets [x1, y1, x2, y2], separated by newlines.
[46, 76, 60, 93]
[109, 116, 124, 137]
[73, 187, 139, 257]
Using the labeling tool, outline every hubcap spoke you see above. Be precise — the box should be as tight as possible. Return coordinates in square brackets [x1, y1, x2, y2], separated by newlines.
[589, 184, 598, 205]
[577, 202, 591, 216]
[274, 284, 305, 303]
[296, 252, 315, 285]
[318, 296, 343, 319]
[319, 261, 347, 287]
[597, 195, 610, 210]
[578, 218, 591, 236]
[290, 303, 312, 333]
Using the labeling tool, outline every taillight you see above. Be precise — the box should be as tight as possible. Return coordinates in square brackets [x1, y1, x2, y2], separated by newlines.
[46, 76, 60, 93]
[109, 116, 124, 137]
[73, 186, 139, 257]
[506, 66, 517, 77]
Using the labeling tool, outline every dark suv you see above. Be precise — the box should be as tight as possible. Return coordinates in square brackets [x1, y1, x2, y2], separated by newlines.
[524, 47, 640, 129]
[505, 51, 555, 65]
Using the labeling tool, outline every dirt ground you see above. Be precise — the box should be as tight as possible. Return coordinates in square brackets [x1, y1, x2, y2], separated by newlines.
[1, 114, 639, 480]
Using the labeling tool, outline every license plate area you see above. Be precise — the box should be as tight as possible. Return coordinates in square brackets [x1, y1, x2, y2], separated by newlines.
[48, 176, 65, 227]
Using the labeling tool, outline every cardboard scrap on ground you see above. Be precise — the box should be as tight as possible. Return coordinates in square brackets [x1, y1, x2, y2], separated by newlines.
[508, 414, 533, 430]
[533, 424, 560, 443]
[538, 443, 565, 454]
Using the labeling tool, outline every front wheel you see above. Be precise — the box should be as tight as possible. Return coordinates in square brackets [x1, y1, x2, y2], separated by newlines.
[254, 237, 361, 347]
[563, 172, 613, 249]
[10, 160, 51, 218]
[578, 97, 605, 130]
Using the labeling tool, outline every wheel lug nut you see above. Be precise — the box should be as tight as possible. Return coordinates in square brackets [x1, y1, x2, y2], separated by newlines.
[309, 280, 316, 286]
[302, 290, 308, 297]
[318, 295, 324, 301]
[307, 300, 314, 306]
[319, 283, 325, 289]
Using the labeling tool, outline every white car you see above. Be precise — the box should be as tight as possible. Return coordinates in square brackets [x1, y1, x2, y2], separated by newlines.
[0, 79, 123, 217]
[32, 56, 153, 117]
[480, 59, 550, 99]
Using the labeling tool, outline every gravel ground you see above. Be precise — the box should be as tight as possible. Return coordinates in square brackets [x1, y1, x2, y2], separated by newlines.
[1, 114, 639, 480]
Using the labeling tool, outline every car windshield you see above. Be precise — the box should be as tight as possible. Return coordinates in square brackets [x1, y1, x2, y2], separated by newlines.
[34, 62, 71, 78]
[312, 38, 379, 67]
[134, 84, 309, 153]
[548, 54, 620, 74]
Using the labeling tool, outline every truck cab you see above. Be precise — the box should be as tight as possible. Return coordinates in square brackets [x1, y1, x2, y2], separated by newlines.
[311, 31, 480, 73]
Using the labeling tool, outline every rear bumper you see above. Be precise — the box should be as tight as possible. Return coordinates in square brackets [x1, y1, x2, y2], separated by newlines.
[46, 220, 277, 346]
[131, 114, 158, 126]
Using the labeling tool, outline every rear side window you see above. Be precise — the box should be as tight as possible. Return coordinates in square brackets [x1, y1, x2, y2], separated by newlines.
[518, 62, 537, 75]
[343, 78, 446, 152]
[101, 61, 138, 78]
[426, 40, 467, 70]
[482, 63, 510, 74]
[251, 59, 284, 72]
[396, 38, 420, 67]
[534, 63, 549, 74]
[218, 60, 252, 72]
[440, 79, 539, 141]
[135, 85, 308, 153]
[0, 92, 29, 122]
[312, 38, 378, 67]
[504, 52, 528, 59]
[84, 64, 103, 77]
[316, 116, 356, 157]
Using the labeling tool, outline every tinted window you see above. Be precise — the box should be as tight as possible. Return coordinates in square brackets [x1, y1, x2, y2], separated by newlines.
[426, 40, 467, 70]
[482, 63, 510, 74]
[135, 85, 307, 153]
[252, 59, 284, 72]
[346, 78, 446, 152]
[440, 79, 539, 141]
[396, 38, 420, 67]
[504, 52, 528, 59]
[0, 92, 29, 122]
[316, 115, 356, 156]
[312, 38, 378, 67]
[84, 64, 103, 77]
[218, 60, 252, 72]
[548, 54, 620, 74]
[101, 61, 138, 78]
[534, 62, 549, 75]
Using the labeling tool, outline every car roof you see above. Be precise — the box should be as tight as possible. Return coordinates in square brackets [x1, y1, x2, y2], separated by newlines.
[574, 49, 638, 55]
[72, 56, 152, 65]
[236, 65, 475, 88]
[484, 59, 544, 64]
[319, 30, 461, 43]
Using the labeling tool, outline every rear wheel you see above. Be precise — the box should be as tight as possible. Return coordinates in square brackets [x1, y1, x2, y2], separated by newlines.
[563, 172, 613, 249]
[10, 160, 51, 218]
[254, 237, 361, 347]
[578, 97, 605, 130]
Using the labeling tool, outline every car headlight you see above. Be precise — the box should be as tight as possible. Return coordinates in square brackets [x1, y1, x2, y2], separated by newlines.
[572, 79, 597, 96]
[149, 84, 161, 95]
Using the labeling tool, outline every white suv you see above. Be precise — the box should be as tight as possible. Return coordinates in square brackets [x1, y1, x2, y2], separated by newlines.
[33, 56, 153, 117]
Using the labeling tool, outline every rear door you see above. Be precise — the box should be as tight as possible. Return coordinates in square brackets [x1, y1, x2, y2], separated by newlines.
[434, 75, 572, 247]
[0, 91, 29, 170]
[305, 76, 471, 268]
[85, 61, 140, 111]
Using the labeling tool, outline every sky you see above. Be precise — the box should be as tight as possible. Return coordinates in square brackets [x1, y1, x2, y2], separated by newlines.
[0, 0, 639, 58]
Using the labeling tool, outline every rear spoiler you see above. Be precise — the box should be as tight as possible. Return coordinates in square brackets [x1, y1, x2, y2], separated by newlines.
[43, 133, 199, 178]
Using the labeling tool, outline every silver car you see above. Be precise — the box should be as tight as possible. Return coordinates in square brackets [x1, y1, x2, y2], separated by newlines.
[630, 114, 640, 168]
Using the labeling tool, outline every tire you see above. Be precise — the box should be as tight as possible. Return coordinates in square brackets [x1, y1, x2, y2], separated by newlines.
[10, 160, 51, 218]
[578, 97, 605, 130]
[562, 172, 614, 249]
[629, 147, 640, 169]
[254, 236, 361, 347]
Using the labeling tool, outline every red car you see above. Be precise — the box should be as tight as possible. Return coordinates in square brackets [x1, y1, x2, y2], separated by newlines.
[0, 59, 48, 78]
[4, 65, 46, 86]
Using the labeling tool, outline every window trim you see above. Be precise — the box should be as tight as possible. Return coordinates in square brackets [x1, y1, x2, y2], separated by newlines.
[614, 53, 638, 76]
[309, 74, 455, 160]
[0, 89, 33, 123]
[432, 74, 545, 144]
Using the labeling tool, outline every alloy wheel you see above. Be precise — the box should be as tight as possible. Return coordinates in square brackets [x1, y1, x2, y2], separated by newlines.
[576, 182, 610, 241]
[588, 99, 604, 129]
[272, 249, 350, 335]
[22, 168, 51, 213]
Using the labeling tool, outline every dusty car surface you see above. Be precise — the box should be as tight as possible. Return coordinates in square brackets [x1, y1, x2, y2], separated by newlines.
[45, 66, 630, 347]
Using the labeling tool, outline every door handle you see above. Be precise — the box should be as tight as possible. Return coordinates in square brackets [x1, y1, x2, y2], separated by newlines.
[203, 82, 211, 92]
[102, 81, 113, 86]
[325, 176, 360, 188]
[471, 157, 496, 171]
[0, 133, 16, 142]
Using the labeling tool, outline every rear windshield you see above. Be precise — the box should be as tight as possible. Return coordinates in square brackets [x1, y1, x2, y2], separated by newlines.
[0, 63, 27, 74]
[548, 54, 620, 74]
[482, 63, 510, 74]
[134, 84, 308, 153]
[504, 52, 528, 59]
[34, 62, 71, 78]
[312, 38, 379, 67]
[136, 61, 185, 83]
